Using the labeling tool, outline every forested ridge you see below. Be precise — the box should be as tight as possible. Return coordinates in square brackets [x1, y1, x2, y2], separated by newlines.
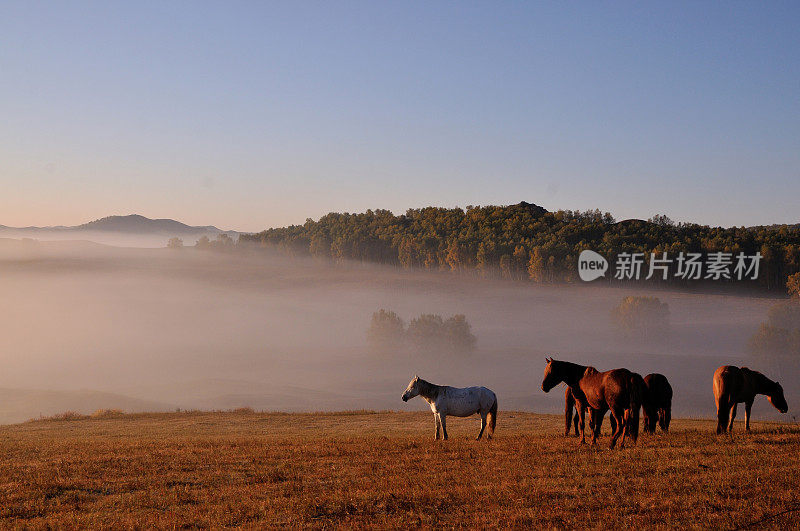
[235, 202, 800, 291]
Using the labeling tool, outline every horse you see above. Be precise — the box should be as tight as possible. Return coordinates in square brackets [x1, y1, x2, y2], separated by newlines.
[566, 387, 615, 437]
[588, 372, 646, 439]
[642, 373, 672, 433]
[542, 357, 640, 448]
[401, 375, 498, 440]
[713, 365, 788, 434]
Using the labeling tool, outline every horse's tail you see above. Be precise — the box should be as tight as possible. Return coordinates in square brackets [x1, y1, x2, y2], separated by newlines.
[628, 373, 642, 443]
[487, 396, 498, 437]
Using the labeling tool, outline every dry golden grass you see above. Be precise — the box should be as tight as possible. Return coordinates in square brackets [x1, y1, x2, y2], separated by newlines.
[1, 410, 799, 529]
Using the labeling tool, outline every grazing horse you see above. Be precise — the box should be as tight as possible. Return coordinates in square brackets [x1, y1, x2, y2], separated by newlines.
[713, 365, 788, 434]
[642, 373, 672, 433]
[542, 358, 640, 448]
[401, 375, 498, 440]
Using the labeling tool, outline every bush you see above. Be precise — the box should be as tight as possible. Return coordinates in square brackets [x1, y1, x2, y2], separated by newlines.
[611, 296, 670, 340]
[91, 409, 126, 419]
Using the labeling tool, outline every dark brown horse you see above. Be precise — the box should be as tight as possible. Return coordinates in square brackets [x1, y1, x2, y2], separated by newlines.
[543, 358, 641, 448]
[713, 365, 788, 434]
[642, 373, 672, 433]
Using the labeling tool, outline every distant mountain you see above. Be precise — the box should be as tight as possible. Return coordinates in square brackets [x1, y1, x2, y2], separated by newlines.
[77, 214, 231, 235]
[0, 214, 238, 248]
[0, 214, 238, 237]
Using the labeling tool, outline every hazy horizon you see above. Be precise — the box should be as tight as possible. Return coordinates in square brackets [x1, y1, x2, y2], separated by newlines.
[0, 237, 794, 424]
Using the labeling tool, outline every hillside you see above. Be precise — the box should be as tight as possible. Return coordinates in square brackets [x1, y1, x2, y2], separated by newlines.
[1, 410, 798, 528]
[239, 202, 800, 292]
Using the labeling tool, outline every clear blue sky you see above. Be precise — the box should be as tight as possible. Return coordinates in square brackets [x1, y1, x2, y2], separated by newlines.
[1, 1, 798, 231]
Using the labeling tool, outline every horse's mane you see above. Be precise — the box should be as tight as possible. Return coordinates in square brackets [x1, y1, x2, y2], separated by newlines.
[417, 377, 442, 400]
[742, 367, 780, 392]
[553, 359, 588, 372]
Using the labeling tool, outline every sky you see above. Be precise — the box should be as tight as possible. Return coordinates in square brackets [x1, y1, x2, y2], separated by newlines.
[1, 1, 798, 232]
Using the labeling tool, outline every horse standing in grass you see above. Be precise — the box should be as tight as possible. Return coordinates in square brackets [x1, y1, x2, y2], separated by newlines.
[642, 373, 673, 433]
[713, 365, 788, 434]
[542, 358, 640, 448]
[401, 375, 498, 440]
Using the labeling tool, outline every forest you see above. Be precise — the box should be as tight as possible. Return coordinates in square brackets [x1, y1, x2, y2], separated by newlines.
[231, 202, 800, 291]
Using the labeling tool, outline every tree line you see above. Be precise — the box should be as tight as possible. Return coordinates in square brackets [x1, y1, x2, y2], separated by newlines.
[215, 202, 799, 291]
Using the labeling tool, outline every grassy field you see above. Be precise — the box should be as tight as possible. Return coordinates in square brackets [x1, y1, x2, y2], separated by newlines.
[1, 410, 799, 529]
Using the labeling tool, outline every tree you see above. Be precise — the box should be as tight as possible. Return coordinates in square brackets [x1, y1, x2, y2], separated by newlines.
[195, 236, 210, 249]
[367, 310, 405, 352]
[407, 314, 444, 349]
[443, 314, 477, 350]
[787, 272, 800, 298]
[167, 237, 183, 249]
[611, 296, 670, 340]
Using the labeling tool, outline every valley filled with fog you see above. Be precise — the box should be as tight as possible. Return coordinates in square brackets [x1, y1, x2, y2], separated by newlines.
[0, 237, 791, 424]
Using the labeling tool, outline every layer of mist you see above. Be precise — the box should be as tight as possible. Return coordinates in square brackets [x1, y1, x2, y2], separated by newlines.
[0, 237, 794, 425]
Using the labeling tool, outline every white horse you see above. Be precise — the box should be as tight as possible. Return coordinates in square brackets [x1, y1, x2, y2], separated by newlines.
[401, 375, 498, 440]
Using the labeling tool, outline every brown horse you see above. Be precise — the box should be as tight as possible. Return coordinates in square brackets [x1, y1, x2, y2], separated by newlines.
[713, 365, 788, 434]
[642, 373, 672, 433]
[543, 358, 641, 448]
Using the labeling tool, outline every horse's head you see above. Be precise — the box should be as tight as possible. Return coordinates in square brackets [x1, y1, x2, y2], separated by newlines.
[541, 357, 560, 392]
[402, 375, 420, 402]
[768, 382, 789, 414]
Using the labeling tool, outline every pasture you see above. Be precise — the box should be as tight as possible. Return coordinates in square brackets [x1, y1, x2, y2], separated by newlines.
[1, 410, 798, 528]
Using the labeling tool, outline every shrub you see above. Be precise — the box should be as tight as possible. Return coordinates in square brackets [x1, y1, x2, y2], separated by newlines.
[91, 409, 126, 419]
[611, 296, 670, 340]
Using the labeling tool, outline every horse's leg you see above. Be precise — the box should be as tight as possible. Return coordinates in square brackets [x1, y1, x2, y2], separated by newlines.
[716, 396, 729, 434]
[577, 405, 584, 438]
[565, 389, 574, 436]
[663, 407, 671, 432]
[591, 408, 605, 445]
[608, 409, 623, 449]
[576, 404, 587, 445]
[618, 409, 631, 449]
[728, 402, 738, 433]
[434, 414, 441, 440]
[476, 411, 487, 440]
[440, 414, 448, 441]
[744, 400, 753, 431]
